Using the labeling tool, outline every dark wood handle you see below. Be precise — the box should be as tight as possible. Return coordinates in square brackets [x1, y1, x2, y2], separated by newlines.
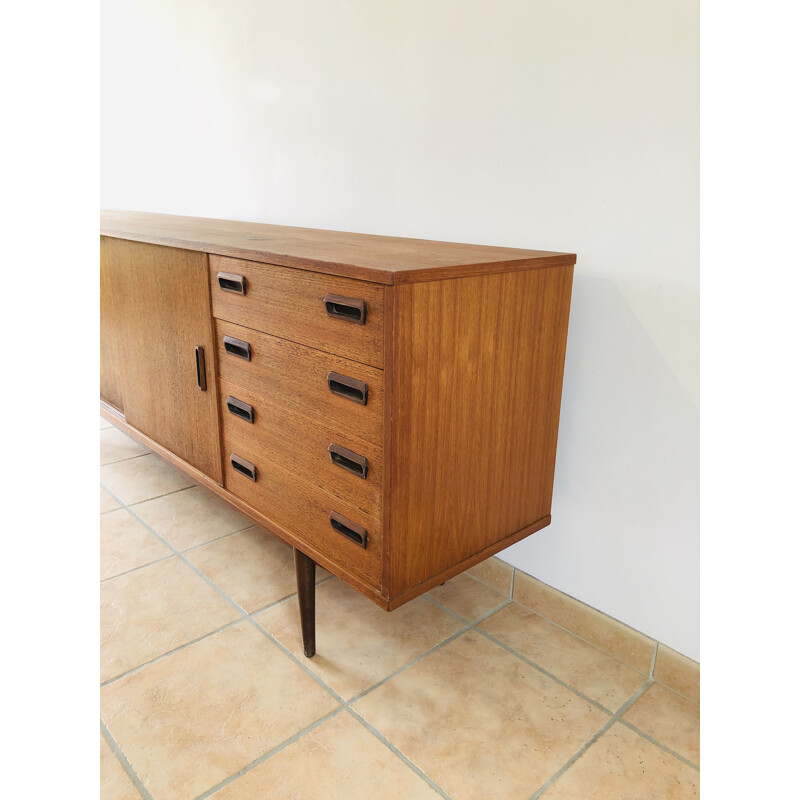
[329, 511, 367, 548]
[323, 293, 366, 325]
[230, 453, 257, 481]
[327, 372, 368, 405]
[223, 335, 251, 361]
[194, 346, 207, 391]
[226, 396, 255, 424]
[218, 271, 247, 295]
[328, 443, 368, 479]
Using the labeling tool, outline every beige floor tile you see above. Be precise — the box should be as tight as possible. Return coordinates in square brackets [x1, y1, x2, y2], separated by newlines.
[542, 722, 699, 799]
[101, 557, 240, 682]
[258, 579, 463, 700]
[514, 572, 655, 673]
[100, 735, 141, 800]
[209, 712, 440, 800]
[425, 573, 506, 621]
[133, 484, 251, 550]
[466, 556, 513, 595]
[654, 644, 700, 704]
[623, 683, 700, 764]
[101, 622, 338, 800]
[186, 527, 299, 613]
[100, 427, 151, 466]
[353, 631, 607, 800]
[101, 454, 195, 506]
[100, 509, 172, 581]
[480, 603, 647, 711]
[101, 487, 122, 514]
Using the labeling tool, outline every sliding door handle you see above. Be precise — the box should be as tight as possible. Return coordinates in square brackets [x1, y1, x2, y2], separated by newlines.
[195, 345, 207, 391]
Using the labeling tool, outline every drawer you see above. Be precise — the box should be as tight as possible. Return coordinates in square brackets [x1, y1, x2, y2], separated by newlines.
[215, 320, 384, 448]
[210, 255, 385, 367]
[219, 377, 382, 518]
[223, 426, 382, 588]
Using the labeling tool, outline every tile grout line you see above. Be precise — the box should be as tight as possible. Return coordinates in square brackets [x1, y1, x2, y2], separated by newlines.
[101, 481, 349, 706]
[459, 567, 510, 597]
[617, 719, 700, 771]
[510, 566, 516, 598]
[100, 451, 151, 467]
[345, 599, 513, 707]
[101, 443, 485, 799]
[650, 641, 659, 678]
[422, 593, 624, 716]
[346, 706, 454, 800]
[472, 627, 618, 716]
[100, 553, 176, 584]
[100, 481, 198, 511]
[100, 520, 260, 585]
[101, 719, 154, 800]
[528, 680, 654, 800]
[191, 707, 346, 800]
[101, 459, 694, 797]
[101, 619, 244, 688]
[508, 598, 651, 678]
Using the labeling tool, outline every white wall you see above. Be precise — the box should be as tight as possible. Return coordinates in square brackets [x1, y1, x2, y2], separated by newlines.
[101, 0, 699, 659]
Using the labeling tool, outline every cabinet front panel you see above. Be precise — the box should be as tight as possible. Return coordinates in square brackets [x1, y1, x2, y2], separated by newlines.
[215, 320, 384, 449]
[105, 238, 223, 483]
[209, 255, 385, 367]
[222, 425, 382, 587]
[219, 377, 382, 519]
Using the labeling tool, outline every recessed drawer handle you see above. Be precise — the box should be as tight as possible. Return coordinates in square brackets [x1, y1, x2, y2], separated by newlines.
[227, 396, 255, 424]
[194, 345, 207, 391]
[218, 271, 247, 295]
[329, 511, 367, 548]
[327, 372, 368, 405]
[230, 454, 257, 481]
[328, 443, 368, 479]
[223, 335, 251, 361]
[323, 293, 366, 325]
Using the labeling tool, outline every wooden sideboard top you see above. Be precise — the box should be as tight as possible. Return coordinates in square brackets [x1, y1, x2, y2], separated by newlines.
[101, 210, 576, 285]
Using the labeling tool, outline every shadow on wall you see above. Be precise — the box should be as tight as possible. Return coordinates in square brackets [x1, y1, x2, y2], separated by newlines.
[506, 273, 699, 657]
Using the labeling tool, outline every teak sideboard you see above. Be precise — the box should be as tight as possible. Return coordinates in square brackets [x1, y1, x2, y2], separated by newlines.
[100, 211, 576, 657]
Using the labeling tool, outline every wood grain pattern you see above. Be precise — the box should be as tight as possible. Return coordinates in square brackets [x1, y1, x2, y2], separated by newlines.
[210, 255, 385, 367]
[215, 320, 384, 450]
[99, 404, 388, 607]
[100, 237, 124, 412]
[222, 424, 381, 587]
[387, 265, 574, 599]
[104, 238, 223, 483]
[102, 211, 576, 285]
[218, 377, 382, 520]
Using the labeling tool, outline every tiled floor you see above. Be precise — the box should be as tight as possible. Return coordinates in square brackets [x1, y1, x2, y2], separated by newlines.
[100, 417, 700, 800]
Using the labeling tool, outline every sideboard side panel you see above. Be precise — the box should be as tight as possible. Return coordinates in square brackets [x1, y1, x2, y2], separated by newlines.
[388, 265, 574, 598]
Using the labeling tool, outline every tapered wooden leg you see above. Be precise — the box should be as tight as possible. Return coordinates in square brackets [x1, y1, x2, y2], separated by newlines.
[294, 548, 316, 658]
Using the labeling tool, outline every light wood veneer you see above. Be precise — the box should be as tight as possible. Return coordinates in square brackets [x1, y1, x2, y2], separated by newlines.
[100, 211, 576, 656]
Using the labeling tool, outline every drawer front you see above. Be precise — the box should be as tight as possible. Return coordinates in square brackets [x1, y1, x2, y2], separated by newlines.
[215, 320, 384, 448]
[219, 377, 382, 518]
[223, 425, 382, 587]
[210, 255, 385, 367]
